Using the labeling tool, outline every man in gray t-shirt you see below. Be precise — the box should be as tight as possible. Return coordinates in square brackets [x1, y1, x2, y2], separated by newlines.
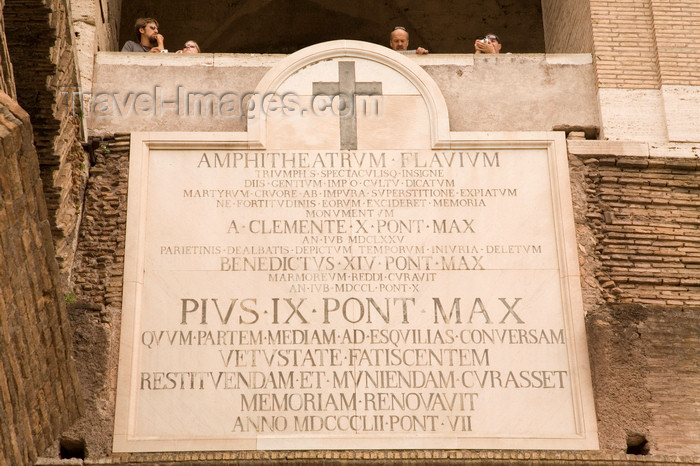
[121, 17, 165, 53]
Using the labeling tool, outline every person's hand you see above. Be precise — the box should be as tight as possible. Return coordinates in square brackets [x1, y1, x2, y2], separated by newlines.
[156, 34, 165, 49]
[148, 47, 163, 53]
[474, 39, 496, 54]
[416, 47, 429, 55]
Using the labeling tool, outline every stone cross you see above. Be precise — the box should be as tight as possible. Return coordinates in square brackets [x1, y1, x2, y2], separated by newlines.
[313, 61, 382, 150]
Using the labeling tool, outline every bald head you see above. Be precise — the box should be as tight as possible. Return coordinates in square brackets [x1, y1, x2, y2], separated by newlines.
[390, 28, 409, 51]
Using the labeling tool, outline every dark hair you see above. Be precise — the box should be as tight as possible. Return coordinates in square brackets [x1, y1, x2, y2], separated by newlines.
[134, 17, 158, 41]
[486, 33, 501, 44]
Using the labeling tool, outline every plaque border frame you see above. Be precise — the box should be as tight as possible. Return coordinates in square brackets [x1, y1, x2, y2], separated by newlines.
[114, 39, 598, 453]
[113, 131, 599, 452]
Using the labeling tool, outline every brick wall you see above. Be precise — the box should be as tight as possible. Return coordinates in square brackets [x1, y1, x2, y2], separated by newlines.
[3, 0, 90, 286]
[71, 134, 129, 309]
[582, 156, 699, 305]
[570, 144, 700, 455]
[541, 0, 594, 53]
[0, 91, 82, 465]
[587, 0, 700, 143]
[588, 0, 700, 88]
[650, 0, 700, 86]
[50, 134, 130, 459]
[35, 451, 700, 465]
[589, 0, 661, 89]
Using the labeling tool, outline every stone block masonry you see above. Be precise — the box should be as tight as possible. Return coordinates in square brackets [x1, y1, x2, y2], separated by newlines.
[0, 91, 81, 465]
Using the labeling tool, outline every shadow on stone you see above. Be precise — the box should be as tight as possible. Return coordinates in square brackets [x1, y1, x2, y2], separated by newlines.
[59, 436, 86, 459]
[627, 432, 650, 455]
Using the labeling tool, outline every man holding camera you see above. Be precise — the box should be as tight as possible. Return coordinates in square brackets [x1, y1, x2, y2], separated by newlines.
[474, 34, 501, 54]
[121, 17, 166, 53]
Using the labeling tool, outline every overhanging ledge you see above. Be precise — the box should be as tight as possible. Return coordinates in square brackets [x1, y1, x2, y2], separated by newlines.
[88, 51, 597, 137]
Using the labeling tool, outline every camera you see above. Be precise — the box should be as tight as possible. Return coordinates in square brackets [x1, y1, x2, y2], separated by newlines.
[160, 49, 169, 53]
[480, 37, 490, 44]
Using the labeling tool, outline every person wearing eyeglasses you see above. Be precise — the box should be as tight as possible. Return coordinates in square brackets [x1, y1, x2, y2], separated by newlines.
[178, 41, 200, 53]
[474, 34, 501, 54]
[121, 17, 166, 53]
[389, 27, 429, 55]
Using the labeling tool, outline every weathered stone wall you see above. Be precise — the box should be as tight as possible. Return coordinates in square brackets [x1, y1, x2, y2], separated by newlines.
[71, 134, 129, 309]
[587, 303, 700, 456]
[72, 0, 121, 93]
[4, 0, 90, 287]
[88, 53, 599, 136]
[0, 0, 696, 462]
[42, 133, 130, 459]
[0, 92, 82, 465]
[569, 144, 700, 456]
[541, 0, 593, 53]
[570, 144, 700, 306]
[50, 135, 700, 463]
[0, 0, 16, 99]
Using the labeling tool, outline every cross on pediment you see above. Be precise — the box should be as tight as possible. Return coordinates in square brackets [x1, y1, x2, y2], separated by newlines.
[313, 61, 382, 150]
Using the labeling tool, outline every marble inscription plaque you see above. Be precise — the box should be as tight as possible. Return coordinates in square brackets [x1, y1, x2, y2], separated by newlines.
[114, 141, 598, 451]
